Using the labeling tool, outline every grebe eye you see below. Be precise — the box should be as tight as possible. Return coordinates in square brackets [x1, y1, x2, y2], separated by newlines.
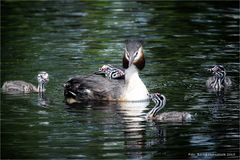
[112, 73, 117, 78]
[133, 51, 138, 57]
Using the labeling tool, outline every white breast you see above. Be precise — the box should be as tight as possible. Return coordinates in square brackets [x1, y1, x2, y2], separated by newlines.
[121, 65, 149, 101]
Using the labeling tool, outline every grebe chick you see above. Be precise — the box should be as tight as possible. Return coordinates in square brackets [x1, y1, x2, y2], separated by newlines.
[95, 64, 125, 79]
[64, 40, 149, 104]
[146, 93, 192, 122]
[2, 71, 49, 94]
[206, 65, 231, 91]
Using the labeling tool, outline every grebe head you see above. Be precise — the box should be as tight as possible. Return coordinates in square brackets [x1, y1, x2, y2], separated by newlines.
[98, 64, 113, 72]
[98, 64, 124, 79]
[37, 71, 49, 84]
[147, 93, 166, 118]
[208, 65, 226, 79]
[108, 69, 124, 79]
[123, 39, 145, 70]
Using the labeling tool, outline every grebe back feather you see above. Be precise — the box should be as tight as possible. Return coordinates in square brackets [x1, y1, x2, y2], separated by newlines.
[64, 74, 124, 103]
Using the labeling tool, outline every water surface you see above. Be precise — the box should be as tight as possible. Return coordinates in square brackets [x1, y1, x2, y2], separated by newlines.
[1, 1, 239, 159]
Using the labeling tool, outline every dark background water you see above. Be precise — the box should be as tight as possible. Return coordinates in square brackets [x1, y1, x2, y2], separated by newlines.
[1, 1, 239, 159]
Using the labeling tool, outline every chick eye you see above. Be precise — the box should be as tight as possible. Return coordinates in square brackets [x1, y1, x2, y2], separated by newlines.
[112, 73, 117, 78]
[159, 96, 164, 101]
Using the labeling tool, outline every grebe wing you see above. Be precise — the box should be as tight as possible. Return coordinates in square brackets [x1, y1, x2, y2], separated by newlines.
[64, 74, 124, 102]
[2, 80, 37, 93]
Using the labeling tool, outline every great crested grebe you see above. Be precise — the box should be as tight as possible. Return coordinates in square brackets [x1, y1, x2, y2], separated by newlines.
[206, 65, 231, 91]
[95, 64, 125, 79]
[64, 40, 149, 104]
[2, 71, 49, 94]
[146, 93, 192, 122]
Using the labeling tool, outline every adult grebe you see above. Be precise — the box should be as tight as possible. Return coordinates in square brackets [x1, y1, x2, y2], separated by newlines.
[64, 40, 149, 104]
[146, 93, 192, 122]
[206, 65, 231, 91]
[2, 71, 49, 94]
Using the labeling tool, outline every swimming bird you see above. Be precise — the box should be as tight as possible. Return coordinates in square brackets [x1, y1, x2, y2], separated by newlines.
[206, 65, 231, 91]
[2, 71, 49, 94]
[64, 40, 149, 104]
[95, 64, 125, 79]
[146, 93, 192, 122]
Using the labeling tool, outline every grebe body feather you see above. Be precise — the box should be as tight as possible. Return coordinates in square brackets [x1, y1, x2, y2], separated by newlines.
[2, 71, 49, 94]
[2, 80, 38, 93]
[64, 65, 149, 103]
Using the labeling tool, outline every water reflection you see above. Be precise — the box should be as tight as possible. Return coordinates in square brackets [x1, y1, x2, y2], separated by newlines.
[65, 101, 196, 158]
[65, 101, 151, 157]
[37, 92, 49, 107]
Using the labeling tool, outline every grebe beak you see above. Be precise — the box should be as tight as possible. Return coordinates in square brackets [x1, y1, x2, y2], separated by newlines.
[128, 55, 134, 67]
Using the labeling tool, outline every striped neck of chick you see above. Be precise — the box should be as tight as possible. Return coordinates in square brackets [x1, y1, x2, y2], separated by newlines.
[146, 93, 166, 118]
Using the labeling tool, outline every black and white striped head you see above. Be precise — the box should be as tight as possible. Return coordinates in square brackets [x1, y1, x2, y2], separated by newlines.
[107, 69, 124, 79]
[208, 65, 226, 79]
[147, 93, 166, 118]
[37, 71, 49, 84]
[99, 64, 125, 79]
[122, 39, 145, 70]
[98, 64, 113, 73]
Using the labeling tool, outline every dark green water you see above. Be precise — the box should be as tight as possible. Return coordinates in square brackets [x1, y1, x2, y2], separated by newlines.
[1, 1, 239, 159]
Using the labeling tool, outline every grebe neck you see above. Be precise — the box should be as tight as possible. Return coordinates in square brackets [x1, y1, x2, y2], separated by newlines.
[122, 65, 149, 101]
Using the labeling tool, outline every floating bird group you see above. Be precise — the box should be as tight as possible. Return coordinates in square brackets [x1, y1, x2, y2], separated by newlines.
[64, 40, 149, 103]
[1, 39, 232, 122]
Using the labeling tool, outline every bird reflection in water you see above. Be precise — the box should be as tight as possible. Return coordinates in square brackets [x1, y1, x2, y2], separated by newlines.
[65, 101, 169, 159]
[37, 91, 49, 108]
